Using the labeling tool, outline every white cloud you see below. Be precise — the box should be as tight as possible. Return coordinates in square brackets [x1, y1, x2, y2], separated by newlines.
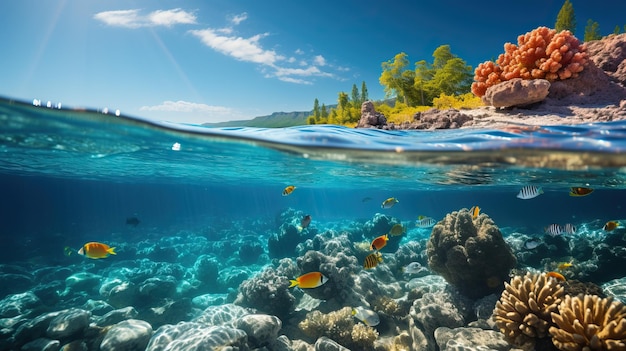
[273, 66, 332, 79]
[231, 12, 248, 25]
[189, 29, 284, 65]
[139, 100, 244, 123]
[294, 49, 304, 55]
[94, 8, 196, 28]
[277, 77, 312, 84]
[313, 55, 326, 66]
[189, 26, 339, 83]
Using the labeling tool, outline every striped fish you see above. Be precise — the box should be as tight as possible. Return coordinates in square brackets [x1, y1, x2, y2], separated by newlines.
[363, 252, 383, 269]
[563, 223, 576, 234]
[517, 185, 543, 199]
[545, 224, 563, 236]
[416, 216, 436, 228]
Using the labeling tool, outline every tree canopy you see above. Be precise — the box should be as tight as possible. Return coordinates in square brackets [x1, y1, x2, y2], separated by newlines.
[380, 45, 473, 107]
[584, 19, 602, 41]
[555, 0, 576, 33]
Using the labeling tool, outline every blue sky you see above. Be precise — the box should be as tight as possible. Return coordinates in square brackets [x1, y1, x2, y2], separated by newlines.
[1, 1, 625, 123]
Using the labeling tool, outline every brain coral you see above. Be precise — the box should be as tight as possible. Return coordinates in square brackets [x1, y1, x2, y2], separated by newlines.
[472, 26, 588, 97]
[426, 208, 516, 298]
[494, 272, 565, 348]
[550, 294, 626, 351]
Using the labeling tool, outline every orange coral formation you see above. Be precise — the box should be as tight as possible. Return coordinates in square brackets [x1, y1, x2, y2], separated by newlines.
[472, 27, 588, 97]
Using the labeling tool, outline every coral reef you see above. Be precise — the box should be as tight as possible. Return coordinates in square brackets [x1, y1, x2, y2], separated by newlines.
[296, 249, 359, 302]
[472, 26, 588, 97]
[234, 258, 298, 319]
[550, 294, 626, 351]
[298, 307, 378, 350]
[494, 272, 565, 348]
[426, 208, 516, 298]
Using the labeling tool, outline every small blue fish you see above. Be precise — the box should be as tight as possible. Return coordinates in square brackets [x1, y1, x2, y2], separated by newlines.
[416, 216, 436, 228]
[517, 185, 543, 200]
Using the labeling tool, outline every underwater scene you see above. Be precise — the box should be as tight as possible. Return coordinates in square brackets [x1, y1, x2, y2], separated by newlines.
[1, 97, 626, 351]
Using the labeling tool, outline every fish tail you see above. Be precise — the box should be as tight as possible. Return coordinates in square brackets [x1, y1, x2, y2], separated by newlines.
[108, 247, 117, 255]
[288, 280, 299, 288]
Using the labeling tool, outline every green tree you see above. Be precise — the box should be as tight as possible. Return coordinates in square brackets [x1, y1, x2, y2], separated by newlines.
[584, 19, 602, 41]
[555, 0, 576, 34]
[306, 116, 316, 125]
[379, 52, 418, 105]
[360, 81, 369, 102]
[313, 98, 320, 120]
[321, 104, 328, 119]
[614, 25, 621, 35]
[413, 45, 473, 105]
[338, 91, 349, 123]
[351, 84, 360, 106]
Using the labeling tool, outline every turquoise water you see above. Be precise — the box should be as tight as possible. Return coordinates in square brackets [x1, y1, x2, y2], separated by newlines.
[1, 97, 626, 350]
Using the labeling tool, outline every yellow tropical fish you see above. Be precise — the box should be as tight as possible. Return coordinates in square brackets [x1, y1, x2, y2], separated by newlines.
[470, 205, 481, 219]
[381, 197, 399, 209]
[282, 185, 296, 196]
[363, 252, 383, 269]
[78, 242, 116, 259]
[388, 223, 405, 236]
[557, 262, 573, 271]
[288, 272, 328, 289]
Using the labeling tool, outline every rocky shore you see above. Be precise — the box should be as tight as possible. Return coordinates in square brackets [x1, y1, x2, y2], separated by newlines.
[357, 34, 626, 130]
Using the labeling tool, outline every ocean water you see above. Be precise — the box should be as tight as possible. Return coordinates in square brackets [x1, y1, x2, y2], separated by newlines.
[1, 96, 626, 349]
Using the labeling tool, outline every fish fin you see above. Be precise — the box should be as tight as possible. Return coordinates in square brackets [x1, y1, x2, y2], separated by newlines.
[296, 225, 303, 232]
[351, 308, 357, 316]
[418, 215, 425, 220]
[108, 247, 117, 255]
[288, 280, 299, 288]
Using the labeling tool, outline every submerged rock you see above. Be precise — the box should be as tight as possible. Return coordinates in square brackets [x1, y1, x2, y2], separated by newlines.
[146, 323, 247, 351]
[20, 337, 61, 351]
[236, 314, 282, 348]
[100, 319, 153, 351]
[46, 308, 91, 340]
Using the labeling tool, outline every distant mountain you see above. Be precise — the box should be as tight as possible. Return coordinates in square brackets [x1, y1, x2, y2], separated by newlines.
[202, 110, 312, 128]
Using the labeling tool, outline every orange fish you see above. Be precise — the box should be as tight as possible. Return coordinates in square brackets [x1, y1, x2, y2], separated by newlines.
[546, 271, 566, 281]
[569, 187, 594, 197]
[370, 234, 389, 251]
[289, 272, 328, 289]
[282, 185, 296, 196]
[78, 242, 116, 259]
[604, 221, 620, 231]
